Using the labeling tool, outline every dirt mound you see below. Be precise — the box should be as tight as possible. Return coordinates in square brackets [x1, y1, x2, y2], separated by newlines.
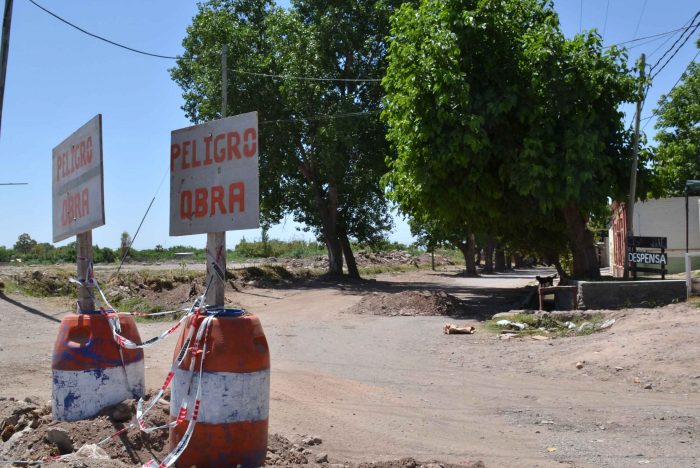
[347, 290, 465, 317]
[277, 250, 455, 271]
[0, 395, 170, 466]
[1, 395, 484, 467]
[9, 270, 77, 297]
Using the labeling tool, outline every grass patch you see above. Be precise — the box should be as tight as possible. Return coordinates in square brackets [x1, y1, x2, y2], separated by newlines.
[485, 312, 607, 338]
[358, 262, 435, 277]
[0, 269, 77, 297]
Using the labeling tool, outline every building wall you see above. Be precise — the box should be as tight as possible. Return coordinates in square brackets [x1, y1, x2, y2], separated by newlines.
[610, 197, 700, 275]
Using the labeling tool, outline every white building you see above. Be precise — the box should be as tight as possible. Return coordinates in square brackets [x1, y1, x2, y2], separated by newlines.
[609, 196, 700, 276]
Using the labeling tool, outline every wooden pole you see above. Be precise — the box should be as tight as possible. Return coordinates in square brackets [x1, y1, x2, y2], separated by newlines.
[0, 0, 14, 140]
[205, 45, 228, 309]
[624, 53, 645, 280]
[76, 231, 95, 312]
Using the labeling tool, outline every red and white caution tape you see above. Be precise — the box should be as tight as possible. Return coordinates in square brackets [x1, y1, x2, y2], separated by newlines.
[69, 274, 212, 350]
[142, 314, 215, 468]
[135, 307, 208, 433]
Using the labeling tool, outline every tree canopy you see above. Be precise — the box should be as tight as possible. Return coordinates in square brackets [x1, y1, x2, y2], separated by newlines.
[651, 40, 700, 197]
[171, 0, 400, 277]
[382, 0, 638, 278]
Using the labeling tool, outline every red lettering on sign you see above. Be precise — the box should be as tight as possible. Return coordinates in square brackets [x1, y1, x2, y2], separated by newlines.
[194, 188, 208, 218]
[61, 187, 90, 227]
[178, 183, 246, 220]
[243, 128, 257, 157]
[170, 144, 181, 172]
[227, 132, 241, 160]
[86, 136, 93, 164]
[204, 135, 213, 165]
[211, 186, 225, 215]
[191, 138, 201, 168]
[229, 182, 245, 213]
[182, 141, 191, 170]
[214, 133, 226, 163]
[180, 190, 192, 219]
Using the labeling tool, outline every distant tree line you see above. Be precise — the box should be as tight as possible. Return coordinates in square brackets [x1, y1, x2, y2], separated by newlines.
[0, 232, 419, 265]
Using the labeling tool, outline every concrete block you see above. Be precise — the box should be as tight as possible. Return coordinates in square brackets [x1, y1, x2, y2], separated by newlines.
[572, 280, 686, 310]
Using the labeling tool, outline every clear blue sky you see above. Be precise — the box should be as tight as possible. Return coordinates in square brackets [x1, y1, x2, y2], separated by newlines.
[0, 0, 697, 250]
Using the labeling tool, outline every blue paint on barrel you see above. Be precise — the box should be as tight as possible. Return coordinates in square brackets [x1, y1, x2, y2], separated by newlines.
[52, 313, 145, 421]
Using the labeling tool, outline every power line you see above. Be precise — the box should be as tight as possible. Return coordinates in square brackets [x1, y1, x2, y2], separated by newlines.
[605, 23, 698, 49]
[260, 110, 380, 125]
[26, 0, 176, 60]
[649, 20, 700, 80]
[648, 10, 700, 74]
[26, 0, 381, 83]
[641, 48, 700, 131]
[647, 25, 688, 61]
[579, 0, 583, 33]
[603, 0, 610, 36]
[632, 0, 648, 39]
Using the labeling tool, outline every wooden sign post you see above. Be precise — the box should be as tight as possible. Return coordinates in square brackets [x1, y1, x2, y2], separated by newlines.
[207, 45, 228, 308]
[169, 108, 259, 307]
[52, 115, 105, 311]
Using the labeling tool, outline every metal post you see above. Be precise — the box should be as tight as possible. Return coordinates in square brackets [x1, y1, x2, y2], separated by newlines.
[0, 0, 14, 140]
[686, 253, 692, 299]
[624, 53, 645, 280]
[205, 45, 228, 309]
[686, 188, 689, 253]
[77, 231, 95, 312]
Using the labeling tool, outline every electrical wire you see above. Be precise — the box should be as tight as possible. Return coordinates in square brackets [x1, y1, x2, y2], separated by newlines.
[116, 168, 169, 275]
[579, 0, 583, 33]
[602, 0, 610, 36]
[648, 10, 700, 74]
[632, 0, 648, 39]
[641, 48, 700, 131]
[647, 27, 687, 61]
[260, 110, 380, 125]
[650, 27, 700, 80]
[26, 0, 381, 83]
[605, 23, 698, 49]
[26, 0, 177, 60]
[649, 21, 700, 80]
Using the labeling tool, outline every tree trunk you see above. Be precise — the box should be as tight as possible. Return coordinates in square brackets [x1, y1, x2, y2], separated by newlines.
[456, 233, 478, 276]
[483, 238, 494, 273]
[339, 230, 360, 279]
[324, 231, 343, 276]
[310, 180, 343, 277]
[562, 204, 601, 279]
[553, 259, 567, 282]
[544, 250, 568, 280]
[495, 247, 506, 272]
[514, 254, 525, 269]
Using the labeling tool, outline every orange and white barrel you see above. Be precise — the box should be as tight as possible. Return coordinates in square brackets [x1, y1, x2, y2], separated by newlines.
[52, 311, 145, 421]
[169, 308, 270, 468]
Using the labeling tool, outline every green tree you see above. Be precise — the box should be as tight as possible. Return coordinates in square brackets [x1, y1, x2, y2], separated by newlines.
[120, 231, 131, 259]
[0, 246, 12, 262]
[652, 40, 700, 196]
[170, 0, 398, 277]
[382, 0, 636, 278]
[14, 233, 37, 254]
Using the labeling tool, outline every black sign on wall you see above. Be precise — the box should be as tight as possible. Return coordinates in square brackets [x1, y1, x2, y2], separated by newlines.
[628, 236, 667, 279]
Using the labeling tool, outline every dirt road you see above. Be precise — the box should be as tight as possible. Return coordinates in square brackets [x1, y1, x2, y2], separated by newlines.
[1, 267, 698, 467]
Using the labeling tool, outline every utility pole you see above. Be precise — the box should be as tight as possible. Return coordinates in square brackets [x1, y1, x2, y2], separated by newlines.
[0, 0, 14, 140]
[624, 53, 645, 280]
[205, 45, 228, 309]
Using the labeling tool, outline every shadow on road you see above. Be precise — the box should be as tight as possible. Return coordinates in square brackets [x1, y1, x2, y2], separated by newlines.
[289, 268, 546, 320]
[0, 292, 62, 323]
